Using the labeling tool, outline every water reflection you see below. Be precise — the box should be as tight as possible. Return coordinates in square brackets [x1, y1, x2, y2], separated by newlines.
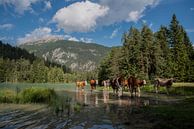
[103, 90, 109, 104]
[0, 89, 168, 129]
[73, 89, 152, 109]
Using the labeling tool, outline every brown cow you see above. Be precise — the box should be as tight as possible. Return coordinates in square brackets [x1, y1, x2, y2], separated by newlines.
[110, 76, 125, 96]
[128, 76, 146, 97]
[154, 78, 175, 94]
[76, 81, 86, 91]
[90, 79, 96, 92]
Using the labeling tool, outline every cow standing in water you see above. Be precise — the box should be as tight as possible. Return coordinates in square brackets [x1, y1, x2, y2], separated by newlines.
[103, 79, 111, 90]
[128, 76, 146, 97]
[110, 76, 125, 96]
[76, 81, 86, 91]
[154, 78, 175, 94]
[90, 79, 96, 93]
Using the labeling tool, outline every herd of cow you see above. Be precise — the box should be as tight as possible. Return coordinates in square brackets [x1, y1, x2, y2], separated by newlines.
[76, 76, 176, 97]
[103, 76, 147, 97]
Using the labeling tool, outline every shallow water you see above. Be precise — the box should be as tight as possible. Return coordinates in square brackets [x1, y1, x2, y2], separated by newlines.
[0, 87, 185, 129]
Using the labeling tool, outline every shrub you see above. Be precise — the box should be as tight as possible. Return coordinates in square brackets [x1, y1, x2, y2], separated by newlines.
[20, 88, 57, 103]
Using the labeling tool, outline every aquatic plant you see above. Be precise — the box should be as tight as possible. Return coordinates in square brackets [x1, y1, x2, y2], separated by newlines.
[0, 88, 57, 104]
[20, 88, 57, 103]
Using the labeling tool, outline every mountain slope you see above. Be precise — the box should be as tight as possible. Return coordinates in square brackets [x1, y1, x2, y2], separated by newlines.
[0, 41, 36, 62]
[19, 40, 111, 71]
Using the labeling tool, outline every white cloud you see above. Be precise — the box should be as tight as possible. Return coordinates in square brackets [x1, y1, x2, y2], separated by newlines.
[186, 29, 194, 33]
[44, 1, 52, 11]
[17, 27, 93, 44]
[0, 36, 7, 41]
[99, 0, 160, 25]
[64, 0, 72, 2]
[190, 8, 194, 11]
[149, 23, 153, 28]
[52, 1, 109, 33]
[127, 11, 143, 22]
[52, 0, 159, 33]
[64, 35, 79, 42]
[0, 36, 14, 43]
[17, 27, 64, 44]
[64, 35, 93, 43]
[142, 20, 147, 24]
[0, 23, 14, 30]
[39, 18, 44, 23]
[110, 28, 119, 39]
[80, 37, 93, 43]
[0, 0, 39, 14]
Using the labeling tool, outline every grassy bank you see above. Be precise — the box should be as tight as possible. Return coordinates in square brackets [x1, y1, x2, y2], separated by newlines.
[0, 82, 76, 91]
[0, 83, 83, 115]
[141, 83, 194, 95]
[0, 88, 57, 104]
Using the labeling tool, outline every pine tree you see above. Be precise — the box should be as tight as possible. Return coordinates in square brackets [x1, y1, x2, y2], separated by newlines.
[182, 26, 194, 81]
[122, 27, 142, 77]
[169, 14, 190, 81]
[154, 26, 172, 78]
[98, 56, 111, 83]
[141, 25, 154, 80]
[108, 47, 123, 78]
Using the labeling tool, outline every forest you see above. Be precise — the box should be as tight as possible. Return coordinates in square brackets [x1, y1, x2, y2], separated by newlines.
[0, 42, 97, 83]
[98, 14, 194, 83]
[1, 14, 194, 83]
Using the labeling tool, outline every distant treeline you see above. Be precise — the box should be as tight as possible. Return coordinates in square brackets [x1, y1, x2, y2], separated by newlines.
[98, 14, 194, 82]
[0, 41, 97, 83]
[0, 41, 36, 62]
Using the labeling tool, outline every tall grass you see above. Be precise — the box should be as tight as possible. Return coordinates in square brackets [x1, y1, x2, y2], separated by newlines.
[0, 89, 17, 103]
[20, 88, 57, 103]
[0, 86, 83, 116]
[0, 88, 57, 104]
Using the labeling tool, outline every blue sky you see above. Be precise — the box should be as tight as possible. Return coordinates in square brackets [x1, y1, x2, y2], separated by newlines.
[0, 0, 194, 47]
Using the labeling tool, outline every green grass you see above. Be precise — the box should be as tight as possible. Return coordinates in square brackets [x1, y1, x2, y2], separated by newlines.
[20, 88, 57, 103]
[142, 82, 194, 95]
[173, 83, 194, 87]
[0, 88, 57, 104]
[0, 89, 17, 103]
[0, 83, 84, 115]
[0, 82, 76, 91]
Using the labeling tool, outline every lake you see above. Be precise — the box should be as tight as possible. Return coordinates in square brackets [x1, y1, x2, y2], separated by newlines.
[0, 83, 188, 129]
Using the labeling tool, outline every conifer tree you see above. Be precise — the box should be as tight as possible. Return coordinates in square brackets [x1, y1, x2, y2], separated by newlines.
[122, 27, 142, 77]
[141, 25, 154, 79]
[169, 14, 190, 81]
[154, 26, 172, 77]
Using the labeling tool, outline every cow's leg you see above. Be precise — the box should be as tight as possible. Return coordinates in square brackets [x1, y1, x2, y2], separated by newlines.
[134, 88, 136, 96]
[116, 88, 119, 96]
[155, 85, 158, 93]
[131, 87, 134, 97]
[121, 86, 124, 96]
[166, 86, 169, 95]
[113, 89, 115, 96]
[91, 86, 93, 93]
[129, 86, 132, 97]
[154, 80, 158, 93]
[137, 86, 141, 97]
